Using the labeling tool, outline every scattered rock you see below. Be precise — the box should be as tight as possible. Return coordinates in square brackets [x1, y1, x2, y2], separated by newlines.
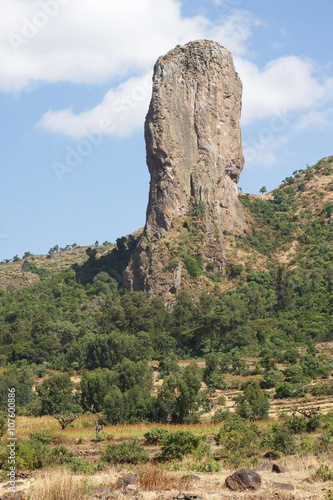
[225, 468, 261, 491]
[184, 495, 204, 500]
[173, 495, 203, 500]
[11, 474, 31, 481]
[255, 460, 273, 471]
[272, 464, 286, 474]
[123, 484, 139, 495]
[272, 482, 295, 491]
[263, 451, 280, 460]
[1, 491, 27, 500]
[119, 473, 139, 487]
[2, 483, 24, 489]
[90, 486, 118, 499]
[182, 474, 200, 483]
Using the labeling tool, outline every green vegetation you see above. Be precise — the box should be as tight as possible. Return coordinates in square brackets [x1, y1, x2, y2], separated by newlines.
[0, 158, 332, 486]
[101, 439, 149, 464]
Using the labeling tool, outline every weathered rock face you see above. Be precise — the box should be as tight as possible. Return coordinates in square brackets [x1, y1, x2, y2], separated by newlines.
[145, 39, 245, 239]
[125, 40, 246, 299]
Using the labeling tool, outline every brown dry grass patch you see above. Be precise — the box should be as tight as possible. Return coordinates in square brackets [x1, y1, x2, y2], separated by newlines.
[138, 462, 187, 492]
[28, 469, 90, 500]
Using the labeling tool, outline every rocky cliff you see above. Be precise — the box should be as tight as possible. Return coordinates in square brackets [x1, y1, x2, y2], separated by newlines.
[125, 40, 247, 300]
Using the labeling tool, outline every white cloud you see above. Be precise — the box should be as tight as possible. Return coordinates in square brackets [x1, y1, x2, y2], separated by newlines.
[0, 0, 254, 92]
[243, 135, 289, 167]
[236, 56, 333, 125]
[2, 0, 333, 142]
[295, 107, 333, 131]
[38, 72, 153, 138]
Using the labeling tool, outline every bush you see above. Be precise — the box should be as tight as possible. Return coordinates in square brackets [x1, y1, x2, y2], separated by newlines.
[29, 432, 56, 444]
[312, 383, 333, 397]
[275, 382, 304, 399]
[287, 415, 306, 434]
[215, 414, 258, 457]
[101, 439, 149, 464]
[314, 464, 333, 482]
[262, 424, 295, 454]
[218, 395, 226, 406]
[49, 445, 73, 465]
[0, 412, 7, 437]
[0, 440, 49, 470]
[144, 427, 169, 445]
[211, 408, 231, 423]
[160, 431, 201, 460]
[182, 254, 203, 278]
[283, 364, 307, 384]
[261, 370, 284, 389]
[236, 381, 270, 421]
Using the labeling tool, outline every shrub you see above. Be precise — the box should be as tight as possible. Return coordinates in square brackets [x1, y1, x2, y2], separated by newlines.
[261, 370, 284, 389]
[262, 424, 295, 454]
[218, 395, 226, 406]
[189, 459, 221, 472]
[215, 414, 258, 457]
[236, 381, 270, 420]
[283, 364, 307, 384]
[49, 445, 73, 465]
[29, 432, 56, 444]
[275, 382, 304, 399]
[144, 427, 169, 445]
[160, 431, 201, 460]
[312, 383, 333, 396]
[211, 408, 231, 423]
[0, 412, 7, 437]
[287, 415, 306, 434]
[101, 439, 149, 464]
[314, 464, 333, 482]
[0, 440, 49, 470]
[182, 254, 203, 278]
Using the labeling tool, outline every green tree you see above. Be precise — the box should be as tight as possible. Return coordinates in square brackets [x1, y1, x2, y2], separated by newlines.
[0, 366, 35, 412]
[36, 373, 77, 415]
[80, 369, 118, 412]
[236, 380, 270, 421]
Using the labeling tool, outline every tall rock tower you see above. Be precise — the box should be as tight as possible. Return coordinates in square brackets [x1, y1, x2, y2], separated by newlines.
[125, 40, 246, 300]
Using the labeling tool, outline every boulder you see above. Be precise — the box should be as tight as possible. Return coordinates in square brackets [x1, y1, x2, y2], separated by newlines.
[272, 463, 286, 474]
[225, 468, 261, 491]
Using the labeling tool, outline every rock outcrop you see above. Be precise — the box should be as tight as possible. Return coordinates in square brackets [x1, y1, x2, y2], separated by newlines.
[125, 40, 246, 300]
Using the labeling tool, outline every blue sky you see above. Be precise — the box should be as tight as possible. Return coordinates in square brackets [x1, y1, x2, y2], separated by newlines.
[0, 0, 333, 261]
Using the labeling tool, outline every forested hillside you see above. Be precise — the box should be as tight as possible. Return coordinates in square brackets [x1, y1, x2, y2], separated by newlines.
[0, 157, 332, 369]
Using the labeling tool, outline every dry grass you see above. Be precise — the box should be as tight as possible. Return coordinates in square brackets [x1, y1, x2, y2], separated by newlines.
[138, 462, 187, 491]
[28, 469, 90, 500]
[16, 416, 222, 442]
